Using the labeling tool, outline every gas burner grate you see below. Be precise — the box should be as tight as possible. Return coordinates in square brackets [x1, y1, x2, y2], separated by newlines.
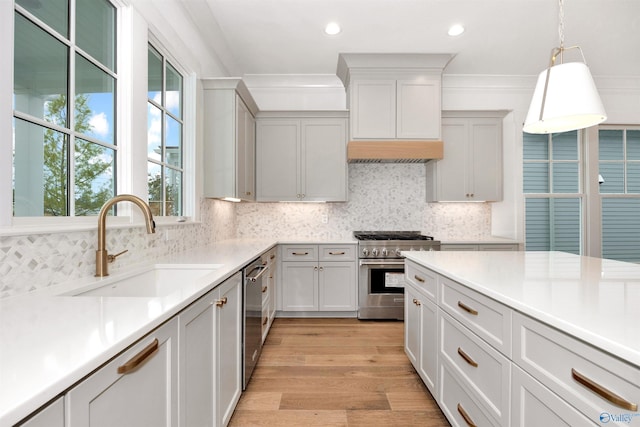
[353, 231, 434, 241]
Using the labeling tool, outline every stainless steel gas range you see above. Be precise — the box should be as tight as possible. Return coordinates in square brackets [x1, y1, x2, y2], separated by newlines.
[354, 231, 441, 320]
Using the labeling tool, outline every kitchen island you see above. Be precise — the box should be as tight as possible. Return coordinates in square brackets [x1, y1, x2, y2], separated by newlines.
[403, 250, 640, 426]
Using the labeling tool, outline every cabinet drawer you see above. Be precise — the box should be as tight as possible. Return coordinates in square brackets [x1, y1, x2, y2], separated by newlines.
[406, 261, 437, 302]
[281, 245, 318, 261]
[511, 365, 596, 427]
[440, 311, 510, 425]
[318, 244, 356, 261]
[440, 276, 511, 356]
[513, 313, 640, 423]
[440, 361, 499, 427]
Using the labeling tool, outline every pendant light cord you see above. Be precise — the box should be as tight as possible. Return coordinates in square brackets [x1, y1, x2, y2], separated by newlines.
[558, 0, 565, 49]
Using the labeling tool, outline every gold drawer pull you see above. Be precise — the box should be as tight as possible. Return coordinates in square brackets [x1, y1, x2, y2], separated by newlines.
[413, 298, 421, 306]
[329, 251, 346, 255]
[262, 285, 268, 293]
[457, 403, 477, 427]
[571, 368, 638, 411]
[263, 317, 269, 326]
[457, 347, 479, 368]
[270, 254, 275, 260]
[292, 252, 309, 256]
[215, 297, 228, 307]
[117, 339, 159, 374]
[458, 301, 478, 316]
[414, 274, 425, 283]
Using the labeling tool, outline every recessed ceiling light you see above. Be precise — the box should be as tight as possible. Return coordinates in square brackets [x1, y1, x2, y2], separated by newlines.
[324, 22, 341, 36]
[448, 24, 465, 37]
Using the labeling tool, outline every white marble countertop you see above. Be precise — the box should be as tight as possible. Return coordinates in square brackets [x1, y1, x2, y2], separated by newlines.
[0, 238, 278, 427]
[402, 250, 640, 368]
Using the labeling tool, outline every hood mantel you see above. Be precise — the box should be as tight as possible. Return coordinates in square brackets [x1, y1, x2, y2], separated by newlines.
[347, 140, 443, 163]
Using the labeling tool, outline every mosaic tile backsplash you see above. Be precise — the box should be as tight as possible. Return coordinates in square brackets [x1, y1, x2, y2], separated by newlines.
[1, 163, 492, 298]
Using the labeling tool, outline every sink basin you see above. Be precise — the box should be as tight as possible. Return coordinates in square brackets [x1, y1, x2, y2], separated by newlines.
[68, 264, 223, 297]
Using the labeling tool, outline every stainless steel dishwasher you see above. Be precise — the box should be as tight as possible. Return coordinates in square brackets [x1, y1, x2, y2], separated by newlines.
[243, 258, 267, 389]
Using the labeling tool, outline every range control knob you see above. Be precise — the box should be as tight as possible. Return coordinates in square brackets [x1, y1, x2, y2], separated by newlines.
[371, 248, 379, 257]
[395, 248, 402, 257]
[381, 248, 389, 257]
[362, 248, 370, 257]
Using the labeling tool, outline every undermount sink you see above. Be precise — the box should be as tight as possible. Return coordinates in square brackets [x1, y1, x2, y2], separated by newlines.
[67, 264, 223, 297]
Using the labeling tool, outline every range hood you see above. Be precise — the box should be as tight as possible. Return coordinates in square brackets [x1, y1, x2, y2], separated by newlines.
[347, 140, 443, 163]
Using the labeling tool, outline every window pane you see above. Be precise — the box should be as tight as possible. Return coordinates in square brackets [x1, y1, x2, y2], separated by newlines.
[525, 198, 580, 254]
[599, 163, 624, 193]
[166, 62, 182, 118]
[628, 130, 640, 160]
[13, 118, 68, 216]
[552, 163, 579, 193]
[16, 0, 68, 38]
[523, 133, 548, 160]
[75, 54, 115, 144]
[525, 198, 550, 251]
[76, 0, 115, 70]
[552, 131, 578, 160]
[14, 13, 68, 125]
[165, 168, 182, 216]
[599, 130, 624, 160]
[74, 139, 115, 215]
[628, 163, 640, 194]
[147, 103, 162, 161]
[602, 198, 640, 263]
[148, 46, 163, 103]
[148, 162, 163, 216]
[523, 163, 548, 193]
[165, 116, 182, 167]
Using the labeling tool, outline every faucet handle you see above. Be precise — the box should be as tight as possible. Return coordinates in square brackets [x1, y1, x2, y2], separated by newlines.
[108, 249, 129, 263]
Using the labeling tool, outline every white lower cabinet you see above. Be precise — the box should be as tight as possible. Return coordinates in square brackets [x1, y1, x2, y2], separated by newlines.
[179, 272, 242, 427]
[279, 244, 357, 313]
[18, 397, 64, 427]
[511, 365, 595, 427]
[66, 318, 179, 427]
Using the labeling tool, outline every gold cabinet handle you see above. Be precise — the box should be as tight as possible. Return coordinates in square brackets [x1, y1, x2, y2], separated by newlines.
[329, 251, 346, 255]
[117, 339, 159, 374]
[262, 317, 269, 326]
[262, 285, 268, 293]
[458, 301, 478, 316]
[412, 298, 421, 306]
[215, 297, 228, 307]
[292, 252, 309, 256]
[571, 368, 638, 411]
[270, 254, 275, 260]
[414, 274, 425, 283]
[457, 403, 477, 427]
[457, 347, 479, 368]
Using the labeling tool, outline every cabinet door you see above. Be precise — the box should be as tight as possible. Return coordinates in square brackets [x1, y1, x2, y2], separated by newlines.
[66, 318, 178, 427]
[429, 118, 468, 201]
[318, 261, 356, 311]
[351, 80, 396, 139]
[397, 78, 441, 139]
[19, 397, 64, 427]
[256, 119, 300, 201]
[281, 261, 318, 311]
[216, 272, 243, 427]
[469, 118, 502, 201]
[419, 297, 438, 397]
[236, 96, 256, 201]
[179, 291, 216, 427]
[301, 119, 347, 201]
[405, 284, 421, 367]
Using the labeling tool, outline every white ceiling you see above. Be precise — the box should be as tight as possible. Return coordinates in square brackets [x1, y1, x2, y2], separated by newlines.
[184, 0, 640, 79]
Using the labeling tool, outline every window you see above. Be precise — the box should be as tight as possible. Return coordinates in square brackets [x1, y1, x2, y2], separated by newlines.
[147, 44, 184, 217]
[13, 0, 117, 217]
[599, 128, 640, 263]
[523, 131, 582, 254]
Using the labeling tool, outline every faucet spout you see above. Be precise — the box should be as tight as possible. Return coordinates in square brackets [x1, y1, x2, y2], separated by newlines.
[96, 194, 156, 277]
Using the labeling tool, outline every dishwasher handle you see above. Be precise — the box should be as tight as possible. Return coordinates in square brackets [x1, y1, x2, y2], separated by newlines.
[246, 265, 267, 282]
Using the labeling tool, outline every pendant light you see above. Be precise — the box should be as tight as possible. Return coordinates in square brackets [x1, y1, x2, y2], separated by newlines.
[523, 0, 606, 134]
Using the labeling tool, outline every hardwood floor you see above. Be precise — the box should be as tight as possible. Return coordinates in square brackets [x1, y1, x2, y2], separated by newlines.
[229, 318, 450, 426]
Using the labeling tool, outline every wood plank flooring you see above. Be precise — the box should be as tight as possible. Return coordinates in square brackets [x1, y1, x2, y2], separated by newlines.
[229, 318, 450, 426]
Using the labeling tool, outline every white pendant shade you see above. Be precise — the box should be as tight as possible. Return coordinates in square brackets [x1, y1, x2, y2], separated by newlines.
[523, 61, 607, 134]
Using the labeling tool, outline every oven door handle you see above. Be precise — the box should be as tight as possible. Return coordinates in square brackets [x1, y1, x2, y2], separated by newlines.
[359, 260, 405, 266]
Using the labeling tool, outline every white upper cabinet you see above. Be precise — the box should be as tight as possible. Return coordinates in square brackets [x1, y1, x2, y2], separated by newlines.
[203, 78, 258, 201]
[337, 53, 452, 142]
[256, 112, 348, 202]
[426, 111, 506, 202]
